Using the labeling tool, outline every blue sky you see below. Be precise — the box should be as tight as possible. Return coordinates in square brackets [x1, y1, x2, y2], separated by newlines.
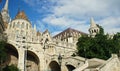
[0, 0, 120, 36]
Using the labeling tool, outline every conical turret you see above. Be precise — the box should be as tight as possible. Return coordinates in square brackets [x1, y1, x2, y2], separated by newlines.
[3, 0, 8, 12]
[90, 17, 97, 28]
[89, 17, 100, 37]
[1, 0, 10, 23]
[34, 24, 36, 30]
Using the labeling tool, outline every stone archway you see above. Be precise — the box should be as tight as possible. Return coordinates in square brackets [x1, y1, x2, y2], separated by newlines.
[25, 50, 40, 71]
[5, 43, 19, 66]
[66, 64, 75, 71]
[48, 61, 61, 71]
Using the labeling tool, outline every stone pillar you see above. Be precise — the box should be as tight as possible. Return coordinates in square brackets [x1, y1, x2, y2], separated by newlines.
[18, 48, 25, 71]
[61, 65, 68, 71]
[39, 53, 45, 71]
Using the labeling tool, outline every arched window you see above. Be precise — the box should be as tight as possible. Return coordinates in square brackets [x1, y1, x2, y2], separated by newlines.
[92, 30, 94, 33]
[97, 29, 99, 32]
[17, 22, 20, 28]
[26, 24, 28, 29]
[16, 30, 19, 35]
[94, 29, 96, 33]
[21, 22, 24, 28]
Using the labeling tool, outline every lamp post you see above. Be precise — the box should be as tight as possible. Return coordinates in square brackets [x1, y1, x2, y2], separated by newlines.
[58, 54, 62, 71]
[43, 39, 48, 51]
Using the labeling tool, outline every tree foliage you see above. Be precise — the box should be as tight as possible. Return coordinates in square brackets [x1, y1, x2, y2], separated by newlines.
[77, 26, 120, 60]
[0, 40, 7, 71]
[0, 41, 7, 64]
[3, 64, 19, 71]
[0, 41, 20, 71]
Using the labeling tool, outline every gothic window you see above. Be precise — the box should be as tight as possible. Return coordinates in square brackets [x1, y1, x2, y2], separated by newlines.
[91, 30, 93, 33]
[16, 22, 20, 28]
[26, 24, 28, 29]
[94, 29, 96, 33]
[21, 22, 24, 28]
[97, 29, 99, 32]
[15, 30, 19, 39]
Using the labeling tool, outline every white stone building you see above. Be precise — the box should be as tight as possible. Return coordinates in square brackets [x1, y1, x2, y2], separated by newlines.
[1, 0, 120, 71]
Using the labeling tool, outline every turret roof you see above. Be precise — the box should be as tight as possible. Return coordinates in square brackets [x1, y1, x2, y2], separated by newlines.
[2, 0, 8, 12]
[90, 17, 98, 28]
[15, 11, 29, 21]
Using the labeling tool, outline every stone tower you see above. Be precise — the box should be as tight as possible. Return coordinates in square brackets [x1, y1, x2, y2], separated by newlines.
[89, 17, 100, 37]
[1, 0, 10, 23]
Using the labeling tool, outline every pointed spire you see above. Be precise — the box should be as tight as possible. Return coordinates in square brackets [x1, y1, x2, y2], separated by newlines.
[1, 0, 10, 24]
[15, 11, 29, 21]
[90, 17, 97, 28]
[3, 0, 8, 11]
[34, 24, 36, 30]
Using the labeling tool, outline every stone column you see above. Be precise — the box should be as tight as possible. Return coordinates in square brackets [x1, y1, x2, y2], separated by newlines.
[38, 53, 45, 71]
[61, 65, 68, 71]
[18, 48, 25, 71]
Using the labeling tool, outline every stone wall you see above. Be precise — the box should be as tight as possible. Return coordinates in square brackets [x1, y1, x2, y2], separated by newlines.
[98, 54, 120, 71]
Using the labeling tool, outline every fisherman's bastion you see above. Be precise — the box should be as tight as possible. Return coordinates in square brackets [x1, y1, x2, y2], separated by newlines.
[0, 0, 120, 71]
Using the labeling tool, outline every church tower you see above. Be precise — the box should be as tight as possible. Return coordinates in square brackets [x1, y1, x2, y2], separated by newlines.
[1, 0, 10, 23]
[89, 17, 100, 37]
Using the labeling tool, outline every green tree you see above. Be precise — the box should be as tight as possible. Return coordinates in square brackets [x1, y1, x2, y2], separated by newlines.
[3, 64, 19, 71]
[113, 32, 120, 54]
[0, 41, 20, 71]
[77, 26, 120, 60]
[0, 41, 7, 71]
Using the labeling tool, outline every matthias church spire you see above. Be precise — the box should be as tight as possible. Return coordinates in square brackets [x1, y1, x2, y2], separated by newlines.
[1, 0, 10, 23]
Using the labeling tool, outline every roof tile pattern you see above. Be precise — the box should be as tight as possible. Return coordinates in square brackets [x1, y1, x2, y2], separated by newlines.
[53, 28, 87, 38]
[15, 11, 29, 21]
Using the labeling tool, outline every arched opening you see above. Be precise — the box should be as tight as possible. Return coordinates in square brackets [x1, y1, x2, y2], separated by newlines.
[94, 29, 96, 33]
[25, 50, 40, 71]
[5, 43, 19, 66]
[48, 61, 61, 71]
[66, 64, 75, 71]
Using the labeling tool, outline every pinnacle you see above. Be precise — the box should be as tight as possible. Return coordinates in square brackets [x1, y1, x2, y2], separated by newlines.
[90, 17, 97, 28]
[3, 0, 8, 11]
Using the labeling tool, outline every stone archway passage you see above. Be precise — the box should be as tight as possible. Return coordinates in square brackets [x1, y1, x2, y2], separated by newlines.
[66, 65, 75, 71]
[5, 43, 19, 66]
[49, 61, 61, 71]
[26, 50, 40, 71]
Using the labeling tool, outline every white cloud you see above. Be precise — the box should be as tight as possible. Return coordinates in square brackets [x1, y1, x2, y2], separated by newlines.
[34, 20, 46, 32]
[52, 0, 120, 18]
[43, 0, 120, 35]
[42, 15, 86, 26]
[98, 17, 120, 34]
[23, 0, 120, 35]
